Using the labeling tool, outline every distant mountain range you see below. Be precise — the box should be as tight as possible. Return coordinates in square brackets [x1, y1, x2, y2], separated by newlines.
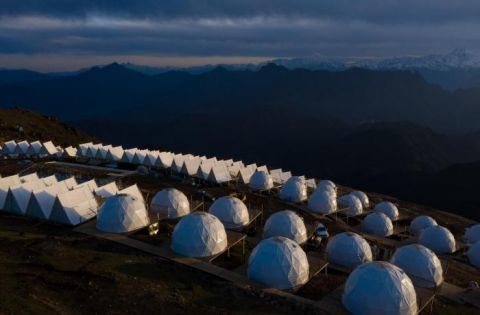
[2, 62, 480, 134]
[2, 49, 480, 90]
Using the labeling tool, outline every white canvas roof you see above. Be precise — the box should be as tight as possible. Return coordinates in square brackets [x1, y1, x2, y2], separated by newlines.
[132, 149, 148, 165]
[171, 212, 227, 257]
[143, 151, 159, 166]
[343, 261, 418, 315]
[74, 179, 98, 193]
[338, 194, 363, 216]
[150, 188, 190, 219]
[350, 191, 370, 208]
[0, 175, 21, 209]
[105, 146, 124, 161]
[120, 148, 138, 163]
[419, 226, 456, 254]
[279, 171, 292, 184]
[263, 210, 307, 244]
[374, 201, 399, 221]
[410, 216, 437, 236]
[232, 161, 244, 169]
[94, 182, 119, 198]
[4, 180, 47, 215]
[270, 168, 282, 175]
[248, 236, 309, 290]
[62, 176, 78, 189]
[256, 165, 269, 173]
[181, 158, 201, 176]
[119, 184, 145, 204]
[239, 167, 254, 184]
[20, 173, 39, 183]
[308, 190, 337, 214]
[26, 181, 70, 219]
[26, 140, 43, 155]
[208, 165, 232, 184]
[317, 180, 337, 192]
[391, 244, 443, 288]
[40, 141, 58, 155]
[361, 212, 394, 237]
[209, 196, 250, 229]
[156, 152, 174, 168]
[196, 163, 213, 180]
[85, 143, 102, 158]
[326, 232, 372, 269]
[77, 142, 93, 157]
[227, 164, 241, 177]
[50, 186, 99, 226]
[279, 176, 307, 203]
[249, 171, 273, 190]
[465, 224, 480, 244]
[171, 155, 186, 173]
[1, 140, 17, 155]
[95, 145, 112, 159]
[202, 157, 217, 165]
[63, 146, 78, 157]
[14, 140, 30, 155]
[246, 163, 257, 172]
[270, 171, 284, 184]
[39, 175, 57, 187]
[96, 194, 149, 233]
[304, 178, 316, 189]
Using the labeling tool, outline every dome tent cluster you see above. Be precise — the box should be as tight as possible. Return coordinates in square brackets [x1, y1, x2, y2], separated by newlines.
[4, 139, 476, 313]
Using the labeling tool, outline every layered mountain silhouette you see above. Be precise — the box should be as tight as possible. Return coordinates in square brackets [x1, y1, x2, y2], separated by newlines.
[2, 63, 480, 134]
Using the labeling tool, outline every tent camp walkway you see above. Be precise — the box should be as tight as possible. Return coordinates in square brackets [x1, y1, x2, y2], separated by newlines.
[73, 220, 333, 313]
[74, 220, 251, 284]
[44, 161, 137, 177]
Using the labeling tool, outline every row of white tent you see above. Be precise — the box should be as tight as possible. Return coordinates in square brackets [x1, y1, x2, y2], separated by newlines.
[74, 141, 318, 187]
[0, 172, 143, 226]
[1, 139, 318, 189]
[0, 140, 61, 157]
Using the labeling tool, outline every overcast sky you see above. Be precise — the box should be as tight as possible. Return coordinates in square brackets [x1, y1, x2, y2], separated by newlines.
[1, 1, 479, 71]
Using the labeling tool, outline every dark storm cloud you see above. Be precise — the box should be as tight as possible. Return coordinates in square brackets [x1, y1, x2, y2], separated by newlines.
[2, 1, 480, 23]
[0, 1, 479, 70]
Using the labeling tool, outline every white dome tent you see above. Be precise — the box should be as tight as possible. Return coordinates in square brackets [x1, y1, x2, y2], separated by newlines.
[171, 212, 227, 257]
[247, 236, 309, 290]
[419, 226, 456, 254]
[96, 194, 150, 233]
[315, 184, 337, 198]
[465, 224, 480, 244]
[208, 196, 250, 229]
[391, 244, 443, 288]
[249, 171, 274, 190]
[361, 212, 394, 237]
[338, 194, 363, 216]
[350, 191, 369, 208]
[343, 261, 418, 315]
[308, 190, 337, 214]
[326, 232, 372, 269]
[468, 241, 480, 268]
[263, 210, 308, 244]
[279, 176, 307, 203]
[374, 201, 399, 221]
[317, 180, 336, 192]
[150, 188, 190, 219]
[410, 216, 437, 236]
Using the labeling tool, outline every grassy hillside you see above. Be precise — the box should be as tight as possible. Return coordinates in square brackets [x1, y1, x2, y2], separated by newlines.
[0, 107, 94, 146]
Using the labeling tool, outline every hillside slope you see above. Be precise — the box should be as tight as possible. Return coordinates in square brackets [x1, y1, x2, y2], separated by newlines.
[0, 107, 94, 146]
